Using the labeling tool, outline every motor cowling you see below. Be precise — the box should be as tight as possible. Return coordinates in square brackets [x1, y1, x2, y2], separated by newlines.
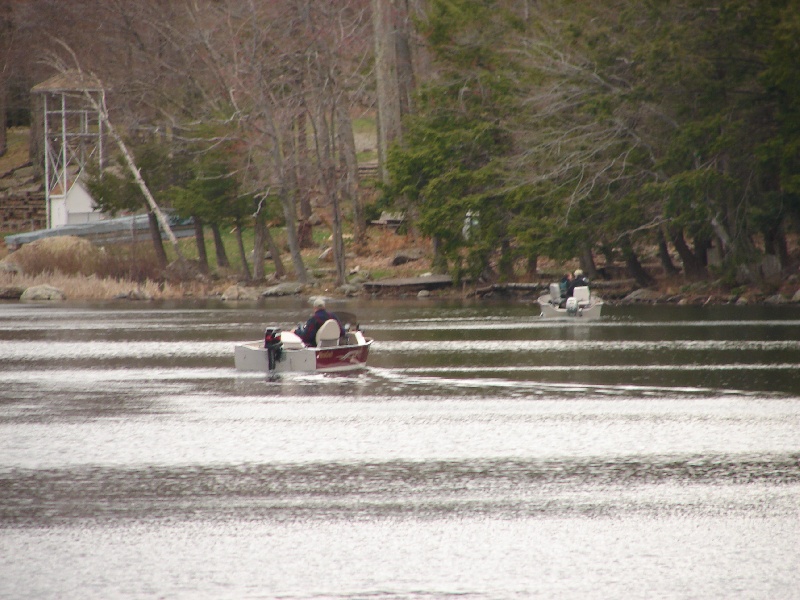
[264, 327, 282, 348]
[264, 327, 283, 370]
[566, 297, 579, 316]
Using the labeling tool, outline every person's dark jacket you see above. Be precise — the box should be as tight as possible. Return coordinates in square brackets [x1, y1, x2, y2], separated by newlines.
[295, 309, 345, 345]
[559, 276, 571, 298]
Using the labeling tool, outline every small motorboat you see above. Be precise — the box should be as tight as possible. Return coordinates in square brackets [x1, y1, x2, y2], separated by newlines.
[537, 283, 604, 320]
[234, 317, 373, 374]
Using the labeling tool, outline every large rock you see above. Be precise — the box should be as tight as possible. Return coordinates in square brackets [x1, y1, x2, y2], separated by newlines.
[391, 248, 425, 266]
[113, 288, 154, 301]
[764, 293, 788, 305]
[336, 283, 362, 297]
[261, 281, 305, 297]
[348, 270, 372, 284]
[20, 284, 66, 301]
[0, 286, 25, 300]
[622, 288, 663, 303]
[222, 285, 259, 301]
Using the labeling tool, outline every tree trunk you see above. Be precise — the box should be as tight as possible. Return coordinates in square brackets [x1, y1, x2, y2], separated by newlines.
[267, 113, 307, 283]
[693, 234, 711, 267]
[192, 216, 209, 274]
[498, 238, 513, 282]
[295, 110, 314, 248]
[336, 103, 365, 248]
[669, 228, 707, 280]
[147, 209, 168, 269]
[313, 99, 346, 286]
[29, 93, 44, 180]
[373, 0, 403, 184]
[234, 219, 251, 282]
[526, 254, 538, 278]
[621, 236, 655, 287]
[763, 221, 790, 269]
[331, 176, 346, 286]
[0, 76, 6, 157]
[394, 0, 416, 117]
[657, 227, 679, 276]
[431, 236, 448, 274]
[210, 223, 230, 268]
[264, 221, 286, 279]
[579, 245, 598, 279]
[252, 207, 267, 281]
[279, 185, 308, 283]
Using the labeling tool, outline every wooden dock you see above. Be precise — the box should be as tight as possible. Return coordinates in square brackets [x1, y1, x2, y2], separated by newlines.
[362, 274, 453, 294]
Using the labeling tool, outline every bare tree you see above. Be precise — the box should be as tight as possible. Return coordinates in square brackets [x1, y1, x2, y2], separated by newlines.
[17, 0, 371, 285]
[299, 1, 371, 284]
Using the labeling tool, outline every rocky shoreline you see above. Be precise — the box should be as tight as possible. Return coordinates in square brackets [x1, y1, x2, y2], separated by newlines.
[2, 233, 799, 306]
[3, 273, 800, 307]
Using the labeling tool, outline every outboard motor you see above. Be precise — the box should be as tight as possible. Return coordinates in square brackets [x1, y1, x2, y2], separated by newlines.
[263, 327, 283, 370]
[565, 297, 579, 316]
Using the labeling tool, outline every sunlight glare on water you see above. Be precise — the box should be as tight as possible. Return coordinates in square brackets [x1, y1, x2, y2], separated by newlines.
[1, 299, 799, 599]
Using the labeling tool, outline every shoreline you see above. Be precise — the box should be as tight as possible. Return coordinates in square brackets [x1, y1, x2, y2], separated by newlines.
[2, 270, 800, 307]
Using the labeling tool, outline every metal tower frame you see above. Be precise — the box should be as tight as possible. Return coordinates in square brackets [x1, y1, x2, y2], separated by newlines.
[32, 71, 105, 229]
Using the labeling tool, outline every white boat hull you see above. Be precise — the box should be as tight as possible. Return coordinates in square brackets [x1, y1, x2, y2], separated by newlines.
[537, 294, 604, 320]
[235, 330, 372, 374]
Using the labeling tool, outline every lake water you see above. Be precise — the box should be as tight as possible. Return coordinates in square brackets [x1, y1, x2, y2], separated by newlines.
[1, 298, 799, 599]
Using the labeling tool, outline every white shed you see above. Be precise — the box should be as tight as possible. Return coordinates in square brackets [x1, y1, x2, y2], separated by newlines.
[48, 179, 103, 227]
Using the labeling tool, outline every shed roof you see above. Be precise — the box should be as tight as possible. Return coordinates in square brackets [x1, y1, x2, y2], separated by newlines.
[31, 70, 104, 94]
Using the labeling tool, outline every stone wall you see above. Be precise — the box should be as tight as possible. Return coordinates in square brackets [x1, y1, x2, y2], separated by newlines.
[1, 164, 46, 233]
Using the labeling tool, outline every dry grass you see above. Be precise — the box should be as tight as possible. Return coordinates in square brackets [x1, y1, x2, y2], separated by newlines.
[0, 235, 219, 300]
[2, 236, 171, 282]
[4, 236, 102, 275]
[0, 270, 209, 300]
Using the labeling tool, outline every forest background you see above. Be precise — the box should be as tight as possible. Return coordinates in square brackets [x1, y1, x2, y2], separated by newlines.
[1, 0, 799, 301]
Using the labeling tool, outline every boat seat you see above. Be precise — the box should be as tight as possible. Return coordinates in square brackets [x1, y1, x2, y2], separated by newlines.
[315, 319, 341, 347]
[549, 283, 562, 304]
[572, 286, 591, 305]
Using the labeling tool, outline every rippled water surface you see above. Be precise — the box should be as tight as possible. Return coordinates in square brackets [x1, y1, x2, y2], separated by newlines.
[1, 299, 799, 599]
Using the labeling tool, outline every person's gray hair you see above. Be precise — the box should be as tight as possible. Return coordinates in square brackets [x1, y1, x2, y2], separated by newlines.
[313, 297, 326, 309]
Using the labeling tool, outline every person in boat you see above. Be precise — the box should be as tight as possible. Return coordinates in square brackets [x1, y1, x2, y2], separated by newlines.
[559, 272, 573, 299]
[294, 297, 345, 346]
[567, 269, 590, 297]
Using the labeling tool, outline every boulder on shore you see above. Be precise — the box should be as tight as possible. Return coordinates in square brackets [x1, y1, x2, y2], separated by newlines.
[0, 286, 25, 300]
[391, 248, 425, 266]
[261, 281, 305, 297]
[621, 288, 663, 303]
[20, 284, 66, 302]
[222, 285, 259, 301]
